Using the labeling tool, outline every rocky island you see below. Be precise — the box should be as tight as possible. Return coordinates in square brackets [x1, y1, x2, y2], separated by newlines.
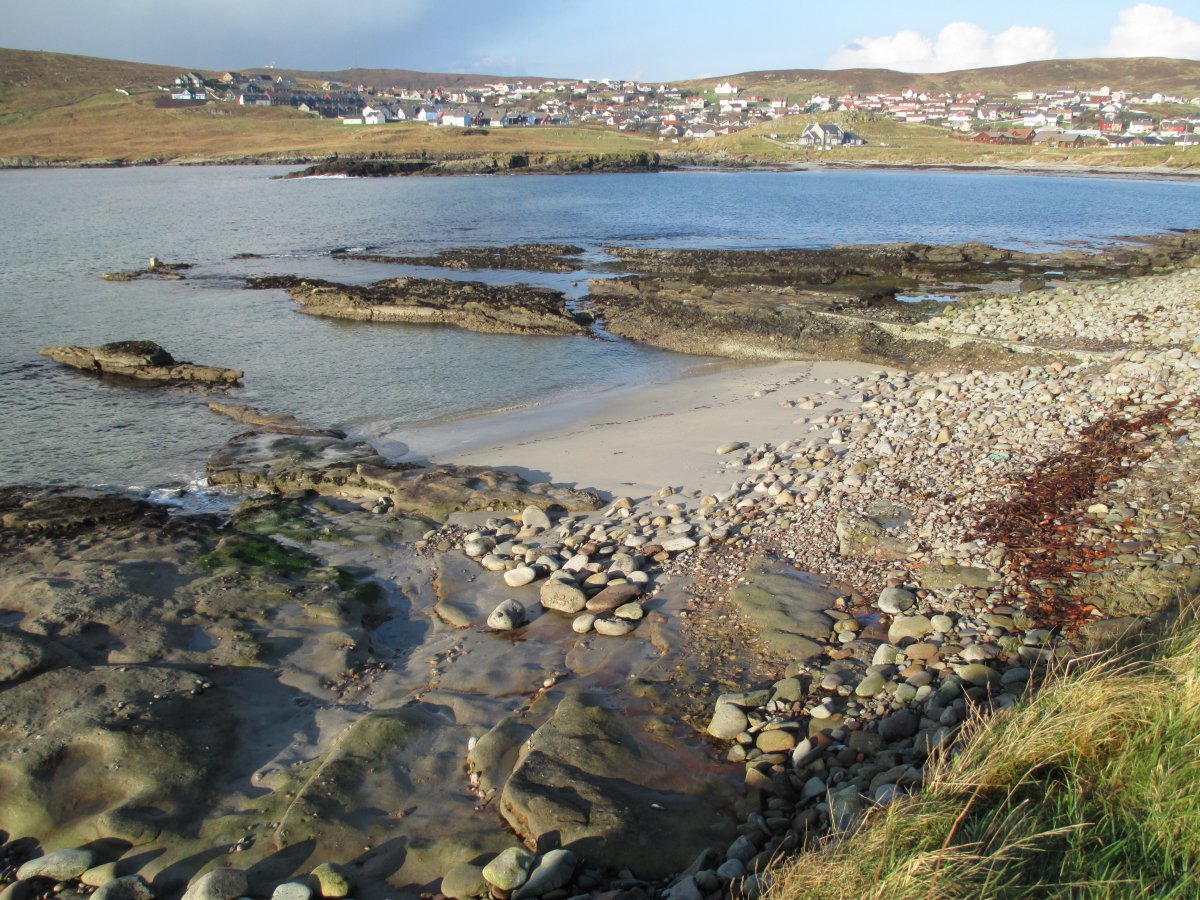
[40, 340, 243, 386]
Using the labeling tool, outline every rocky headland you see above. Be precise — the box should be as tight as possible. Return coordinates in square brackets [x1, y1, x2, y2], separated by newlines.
[5, 246, 1200, 900]
[40, 341, 243, 386]
[246, 275, 592, 336]
[279, 152, 666, 179]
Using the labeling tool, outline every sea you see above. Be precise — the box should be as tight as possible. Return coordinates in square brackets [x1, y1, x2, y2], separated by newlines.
[1, 164, 1197, 495]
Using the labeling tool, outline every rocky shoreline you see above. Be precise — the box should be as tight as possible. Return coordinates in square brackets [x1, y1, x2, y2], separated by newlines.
[276, 152, 667, 179]
[4, 249, 1200, 900]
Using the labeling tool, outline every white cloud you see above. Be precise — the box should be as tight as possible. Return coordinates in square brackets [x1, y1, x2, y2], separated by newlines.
[829, 22, 1057, 72]
[1101, 4, 1200, 58]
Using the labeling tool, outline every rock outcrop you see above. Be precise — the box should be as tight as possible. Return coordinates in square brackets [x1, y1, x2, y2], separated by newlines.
[247, 276, 591, 336]
[206, 432, 602, 519]
[335, 243, 585, 273]
[40, 341, 242, 386]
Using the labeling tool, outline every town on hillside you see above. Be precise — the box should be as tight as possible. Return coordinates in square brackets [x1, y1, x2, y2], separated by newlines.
[168, 71, 1200, 148]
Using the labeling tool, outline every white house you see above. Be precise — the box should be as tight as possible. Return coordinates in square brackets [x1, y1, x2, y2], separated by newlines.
[714, 81, 739, 95]
[412, 106, 440, 123]
[440, 108, 474, 127]
[362, 105, 388, 125]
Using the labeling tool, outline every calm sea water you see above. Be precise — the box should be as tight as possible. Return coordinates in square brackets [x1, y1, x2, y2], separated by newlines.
[1, 165, 1197, 491]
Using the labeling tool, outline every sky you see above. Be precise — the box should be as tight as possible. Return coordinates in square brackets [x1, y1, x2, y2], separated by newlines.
[2, 1, 1199, 80]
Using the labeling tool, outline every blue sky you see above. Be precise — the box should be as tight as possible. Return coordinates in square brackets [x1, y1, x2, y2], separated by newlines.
[3, 1, 1198, 78]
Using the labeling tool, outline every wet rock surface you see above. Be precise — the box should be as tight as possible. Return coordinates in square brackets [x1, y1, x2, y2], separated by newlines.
[40, 341, 243, 386]
[246, 275, 591, 336]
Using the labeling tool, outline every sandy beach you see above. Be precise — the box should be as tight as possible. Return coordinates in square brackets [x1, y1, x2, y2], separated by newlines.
[391, 359, 881, 499]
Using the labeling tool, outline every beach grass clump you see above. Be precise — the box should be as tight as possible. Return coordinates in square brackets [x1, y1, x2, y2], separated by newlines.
[765, 604, 1200, 899]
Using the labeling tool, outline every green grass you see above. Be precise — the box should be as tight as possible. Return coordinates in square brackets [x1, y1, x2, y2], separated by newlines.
[765, 600, 1200, 899]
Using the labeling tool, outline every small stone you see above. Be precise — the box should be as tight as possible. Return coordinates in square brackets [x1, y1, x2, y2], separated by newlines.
[482, 847, 535, 892]
[877, 587, 916, 614]
[271, 884, 314, 900]
[662, 536, 698, 553]
[572, 613, 596, 634]
[310, 863, 353, 899]
[503, 566, 538, 588]
[716, 859, 745, 880]
[81, 864, 120, 888]
[594, 617, 636, 636]
[181, 868, 248, 900]
[726, 835, 756, 863]
[512, 849, 578, 900]
[755, 730, 797, 753]
[613, 602, 644, 621]
[540, 581, 587, 614]
[521, 506, 552, 531]
[18, 849, 96, 882]
[930, 614, 954, 633]
[92, 876, 155, 900]
[441, 864, 488, 900]
[888, 615, 933, 643]
[855, 673, 886, 698]
[717, 442, 745, 455]
[584, 582, 641, 612]
[954, 663, 1001, 687]
[707, 703, 750, 740]
[487, 598, 527, 631]
[877, 709, 919, 743]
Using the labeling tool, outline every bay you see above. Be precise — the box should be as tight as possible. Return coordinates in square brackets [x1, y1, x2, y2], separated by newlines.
[0, 164, 1196, 491]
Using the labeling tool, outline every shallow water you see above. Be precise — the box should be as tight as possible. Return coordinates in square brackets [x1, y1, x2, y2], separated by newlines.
[1, 165, 1197, 490]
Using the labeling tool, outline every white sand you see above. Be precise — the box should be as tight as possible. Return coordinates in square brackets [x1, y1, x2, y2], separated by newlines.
[409, 359, 882, 499]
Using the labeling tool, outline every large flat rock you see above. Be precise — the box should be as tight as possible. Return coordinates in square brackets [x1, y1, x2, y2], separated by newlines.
[500, 693, 735, 879]
[727, 557, 837, 660]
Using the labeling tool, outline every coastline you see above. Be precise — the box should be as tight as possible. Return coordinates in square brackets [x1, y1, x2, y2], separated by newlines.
[5, 213, 1200, 898]
[3, 152, 1199, 181]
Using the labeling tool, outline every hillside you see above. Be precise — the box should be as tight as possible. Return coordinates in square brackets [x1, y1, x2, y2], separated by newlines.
[0, 48, 642, 164]
[678, 57, 1200, 101]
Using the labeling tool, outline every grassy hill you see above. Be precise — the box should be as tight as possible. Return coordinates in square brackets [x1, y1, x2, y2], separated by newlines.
[677, 57, 1200, 101]
[0, 48, 647, 163]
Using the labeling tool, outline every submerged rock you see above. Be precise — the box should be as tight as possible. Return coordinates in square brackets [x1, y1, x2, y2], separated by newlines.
[41, 341, 242, 386]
